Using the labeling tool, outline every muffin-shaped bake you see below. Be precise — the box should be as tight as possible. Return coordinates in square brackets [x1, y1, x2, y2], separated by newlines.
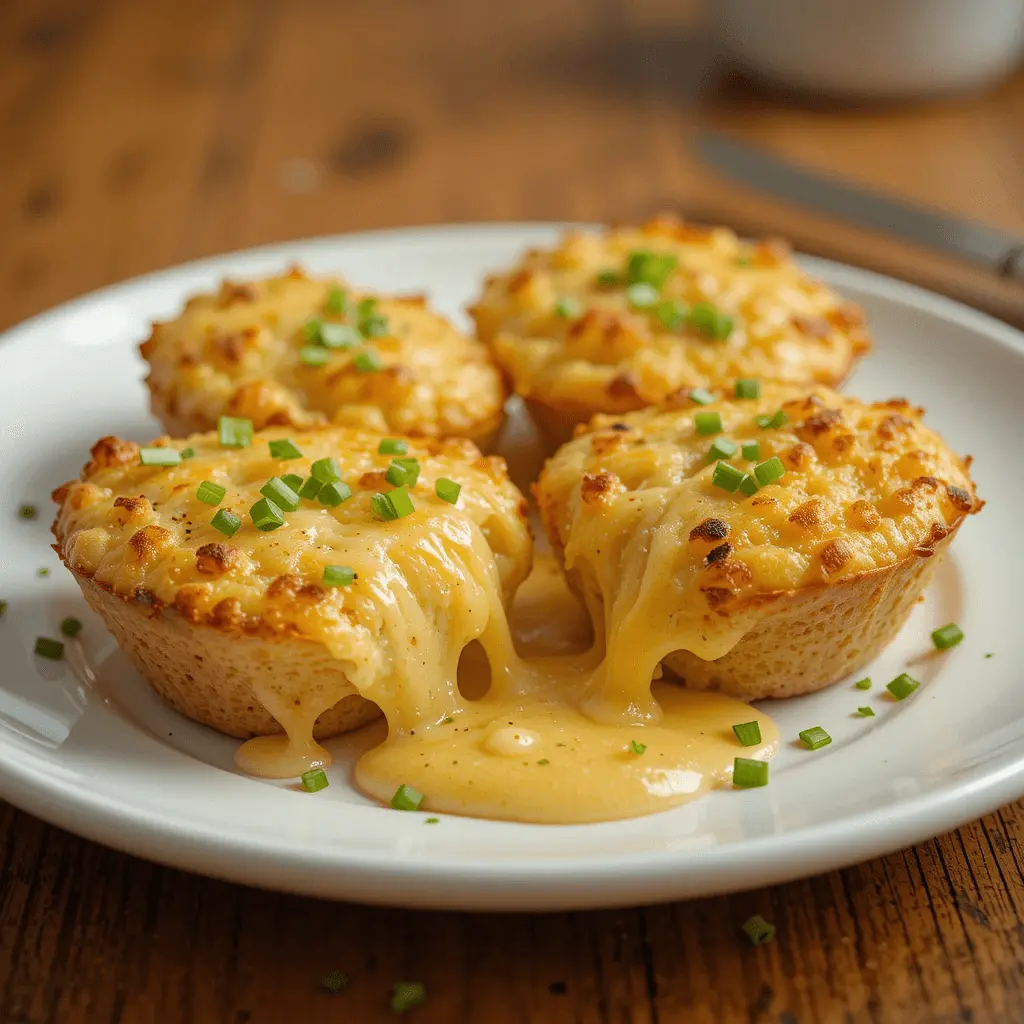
[535, 385, 980, 700]
[141, 269, 507, 448]
[52, 423, 532, 762]
[471, 216, 871, 442]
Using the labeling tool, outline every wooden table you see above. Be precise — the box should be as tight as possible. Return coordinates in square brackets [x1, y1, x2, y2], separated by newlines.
[2, 2, 1024, 1021]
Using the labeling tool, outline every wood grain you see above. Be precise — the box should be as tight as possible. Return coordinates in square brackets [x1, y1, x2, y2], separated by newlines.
[2, 0, 1024, 1021]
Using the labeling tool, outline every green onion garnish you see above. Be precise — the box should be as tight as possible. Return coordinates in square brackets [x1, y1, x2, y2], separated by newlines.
[303, 318, 324, 344]
[655, 299, 687, 330]
[741, 915, 775, 946]
[753, 457, 785, 487]
[34, 636, 64, 660]
[555, 297, 582, 318]
[249, 497, 285, 531]
[931, 624, 964, 650]
[36, 568, 49, 577]
[689, 302, 733, 340]
[857, 707, 875, 717]
[386, 458, 420, 488]
[695, 411, 723, 436]
[391, 982, 427, 1014]
[323, 565, 356, 587]
[300, 345, 330, 367]
[536, 760, 549, 767]
[299, 477, 324, 501]
[180, 448, 195, 460]
[854, 678, 871, 690]
[373, 486, 415, 521]
[318, 481, 353, 507]
[626, 282, 660, 309]
[60, 617, 83, 638]
[281, 473, 303, 492]
[736, 255, 752, 267]
[435, 478, 461, 504]
[630, 740, 647, 755]
[887, 673, 920, 700]
[357, 298, 389, 337]
[301, 768, 329, 792]
[596, 269, 620, 287]
[798, 726, 832, 750]
[741, 441, 760, 461]
[354, 348, 382, 373]
[260, 476, 300, 512]
[712, 461, 746, 493]
[707, 437, 739, 463]
[19, 504, 37, 519]
[268, 439, 303, 460]
[390, 784, 423, 811]
[379, 438, 409, 456]
[689, 388, 716, 406]
[196, 481, 226, 506]
[310, 458, 342, 483]
[320, 322, 360, 349]
[321, 970, 349, 994]
[139, 447, 181, 466]
[733, 757, 769, 788]
[735, 379, 760, 399]
[626, 250, 678, 289]
[732, 721, 761, 747]
[738, 474, 759, 496]
[210, 509, 242, 537]
[325, 285, 348, 316]
[755, 410, 788, 430]
[218, 416, 253, 449]
[425, 817, 440, 824]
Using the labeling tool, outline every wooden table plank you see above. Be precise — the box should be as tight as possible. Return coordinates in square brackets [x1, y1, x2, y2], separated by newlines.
[2, 1, 1023, 1021]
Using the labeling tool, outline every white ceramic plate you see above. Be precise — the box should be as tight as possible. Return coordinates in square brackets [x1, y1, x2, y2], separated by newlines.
[0, 225, 1019, 911]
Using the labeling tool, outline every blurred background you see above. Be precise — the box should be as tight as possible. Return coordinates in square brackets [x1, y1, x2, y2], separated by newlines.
[1, 0, 1023, 331]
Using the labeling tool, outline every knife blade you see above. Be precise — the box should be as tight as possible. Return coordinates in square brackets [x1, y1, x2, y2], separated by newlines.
[696, 132, 1024, 281]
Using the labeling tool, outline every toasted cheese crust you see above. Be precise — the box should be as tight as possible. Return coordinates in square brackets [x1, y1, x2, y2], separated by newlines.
[141, 269, 508, 447]
[471, 217, 870, 434]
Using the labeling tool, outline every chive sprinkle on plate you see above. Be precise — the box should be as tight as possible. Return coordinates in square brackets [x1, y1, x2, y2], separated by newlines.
[741, 915, 776, 946]
[732, 721, 762, 747]
[391, 982, 427, 1014]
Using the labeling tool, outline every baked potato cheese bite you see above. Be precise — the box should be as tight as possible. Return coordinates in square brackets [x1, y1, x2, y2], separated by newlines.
[536, 385, 980, 703]
[141, 269, 507, 447]
[471, 216, 870, 441]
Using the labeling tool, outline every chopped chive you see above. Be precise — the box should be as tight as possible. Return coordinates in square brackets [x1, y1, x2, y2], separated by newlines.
[303, 318, 324, 344]
[985, 653, 994, 659]
[301, 768, 329, 792]
[626, 282, 660, 309]
[689, 302, 733, 340]
[324, 285, 348, 316]
[249, 497, 285, 531]
[736, 255, 752, 267]
[218, 416, 253, 449]
[536, 760, 549, 766]
[857, 706, 875, 717]
[595, 269, 620, 287]
[755, 410, 789, 430]
[379, 438, 409, 456]
[887, 673, 920, 700]
[854, 678, 871, 690]
[390, 784, 423, 811]
[733, 757, 769, 788]
[798, 726, 832, 750]
[695, 411, 723, 436]
[689, 388, 716, 406]
[741, 441, 761, 461]
[372, 493, 395, 520]
[388, 485, 415, 519]
[386, 458, 420, 488]
[655, 299, 688, 330]
[139, 447, 181, 466]
[320, 322, 361, 349]
[318, 481, 353, 507]
[323, 565, 356, 587]
[391, 981, 426, 1014]
[356, 296, 378, 319]
[19, 504, 37, 519]
[300, 345, 330, 367]
[260, 476, 300, 512]
[435, 478, 461, 504]
[931, 623, 964, 650]
[353, 348, 382, 373]
[626, 250, 677, 289]
[738, 474, 759, 496]
[630, 740, 647, 755]
[36, 568, 49, 577]
[196, 481, 227, 506]
[299, 477, 324, 500]
[311, 458, 342, 483]
[0, 600, 6, 619]
[753, 457, 786, 487]
[741, 915, 776, 946]
[60, 617, 83, 638]
[180, 448, 195, 460]
[34, 636, 64, 660]
[707, 437, 739, 463]
[732, 721, 762, 747]
[281, 473, 303, 492]
[357, 298, 388, 337]
[555, 296, 582, 318]
[321, 970, 348, 994]
[735, 379, 760, 400]
[712, 461, 747, 493]
[425, 817, 440, 824]
[210, 509, 242, 537]
[268, 439, 303, 460]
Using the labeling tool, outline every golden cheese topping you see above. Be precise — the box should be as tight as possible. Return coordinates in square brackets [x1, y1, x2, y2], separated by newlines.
[141, 269, 507, 446]
[471, 216, 870, 425]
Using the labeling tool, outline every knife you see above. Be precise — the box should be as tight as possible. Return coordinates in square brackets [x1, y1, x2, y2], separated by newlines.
[696, 132, 1024, 281]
